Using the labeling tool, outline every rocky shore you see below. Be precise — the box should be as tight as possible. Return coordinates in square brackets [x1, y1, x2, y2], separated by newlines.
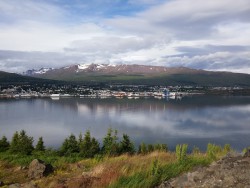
[158, 151, 250, 188]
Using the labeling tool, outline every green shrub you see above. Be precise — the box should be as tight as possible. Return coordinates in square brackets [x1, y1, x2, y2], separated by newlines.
[138, 142, 148, 154]
[79, 130, 100, 158]
[60, 134, 79, 156]
[154, 144, 168, 152]
[35, 137, 45, 151]
[119, 134, 135, 155]
[223, 144, 231, 153]
[150, 159, 160, 176]
[176, 144, 188, 162]
[243, 146, 250, 155]
[0, 136, 10, 152]
[9, 130, 34, 155]
[192, 146, 200, 154]
[102, 128, 119, 156]
[206, 143, 222, 160]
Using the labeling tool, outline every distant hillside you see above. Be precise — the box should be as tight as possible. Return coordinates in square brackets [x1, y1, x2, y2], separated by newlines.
[0, 71, 61, 85]
[26, 63, 250, 87]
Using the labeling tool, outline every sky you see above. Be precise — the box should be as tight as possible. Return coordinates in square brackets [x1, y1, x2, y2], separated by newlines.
[0, 0, 250, 74]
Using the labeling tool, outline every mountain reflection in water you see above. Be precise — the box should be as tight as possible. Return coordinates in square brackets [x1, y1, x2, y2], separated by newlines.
[1, 96, 250, 151]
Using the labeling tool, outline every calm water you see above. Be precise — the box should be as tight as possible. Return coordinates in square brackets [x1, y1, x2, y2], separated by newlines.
[1, 96, 250, 151]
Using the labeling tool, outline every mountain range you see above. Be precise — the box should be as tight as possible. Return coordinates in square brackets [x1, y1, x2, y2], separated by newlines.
[1, 63, 250, 86]
[22, 63, 250, 86]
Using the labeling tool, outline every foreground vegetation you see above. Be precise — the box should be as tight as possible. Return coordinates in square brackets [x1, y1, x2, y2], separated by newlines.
[0, 129, 239, 187]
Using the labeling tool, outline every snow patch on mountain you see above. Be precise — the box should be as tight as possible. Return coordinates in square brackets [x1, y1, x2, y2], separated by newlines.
[24, 68, 53, 75]
[34, 68, 53, 74]
[78, 64, 92, 70]
[77, 63, 118, 71]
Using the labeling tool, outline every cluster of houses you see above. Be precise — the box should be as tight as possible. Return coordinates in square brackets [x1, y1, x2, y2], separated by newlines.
[0, 85, 189, 99]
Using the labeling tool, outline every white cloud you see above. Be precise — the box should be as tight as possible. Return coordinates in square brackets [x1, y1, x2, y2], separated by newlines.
[0, 0, 250, 73]
[0, 0, 65, 23]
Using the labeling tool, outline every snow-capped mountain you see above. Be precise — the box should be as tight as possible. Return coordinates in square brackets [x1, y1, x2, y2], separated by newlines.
[16, 63, 250, 86]
[24, 68, 54, 76]
[25, 63, 198, 76]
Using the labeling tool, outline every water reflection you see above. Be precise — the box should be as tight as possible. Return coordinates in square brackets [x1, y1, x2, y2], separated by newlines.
[1, 96, 250, 151]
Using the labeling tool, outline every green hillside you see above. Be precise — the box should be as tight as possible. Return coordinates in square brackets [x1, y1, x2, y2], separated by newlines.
[36, 71, 250, 87]
[1, 69, 250, 87]
[0, 71, 61, 85]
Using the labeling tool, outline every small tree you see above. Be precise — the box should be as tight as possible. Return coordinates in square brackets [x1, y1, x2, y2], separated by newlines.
[78, 132, 83, 145]
[35, 137, 45, 151]
[102, 128, 119, 156]
[119, 134, 135, 155]
[154, 144, 168, 152]
[19, 130, 34, 155]
[10, 131, 19, 153]
[138, 142, 148, 154]
[90, 137, 100, 157]
[148, 144, 154, 153]
[61, 134, 79, 156]
[0, 136, 10, 152]
[79, 130, 100, 158]
[9, 130, 34, 155]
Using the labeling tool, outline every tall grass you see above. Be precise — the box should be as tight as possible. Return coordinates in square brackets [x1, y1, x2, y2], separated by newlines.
[109, 155, 210, 188]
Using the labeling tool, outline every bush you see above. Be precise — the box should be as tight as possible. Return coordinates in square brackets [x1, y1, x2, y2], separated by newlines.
[154, 144, 168, 152]
[60, 134, 79, 156]
[176, 144, 188, 162]
[102, 128, 119, 156]
[206, 143, 222, 160]
[0, 136, 10, 152]
[119, 134, 135, 155]
[138, 142, 148, 154]
[192, 146, 200, 154]
[223, 144, 231, 153]
[35, 137, 45, 151]
[9, 130, 34, 155]
[79, 130, 100, 158]
[150, 159, 160, 176]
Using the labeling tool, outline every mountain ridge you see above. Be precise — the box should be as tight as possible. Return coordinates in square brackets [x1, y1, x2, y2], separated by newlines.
[3, 63, 250, 86]
[24, 63, 207, 76]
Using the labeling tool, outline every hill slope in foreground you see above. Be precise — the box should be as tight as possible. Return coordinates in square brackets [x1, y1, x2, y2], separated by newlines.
[1, 150, 250, 187]
[159, 152, 250, 188]
[29, 64, 250, 86]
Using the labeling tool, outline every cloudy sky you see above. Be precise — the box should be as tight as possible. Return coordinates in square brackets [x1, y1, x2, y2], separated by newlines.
[0, 0, 250, 73]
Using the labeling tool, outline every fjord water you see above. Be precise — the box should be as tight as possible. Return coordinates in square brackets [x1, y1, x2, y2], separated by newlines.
[1, 96, 250, 151]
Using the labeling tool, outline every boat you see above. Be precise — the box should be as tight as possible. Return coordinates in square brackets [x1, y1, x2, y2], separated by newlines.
[60, 94, 73, 98]
[50, 94, 60, 100]
[20, 94, 31, 98]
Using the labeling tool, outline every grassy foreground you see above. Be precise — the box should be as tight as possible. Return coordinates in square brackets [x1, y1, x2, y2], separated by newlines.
[0, 144, 231, 188]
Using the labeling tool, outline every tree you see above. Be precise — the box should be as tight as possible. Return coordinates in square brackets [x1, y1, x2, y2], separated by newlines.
[79, 130, 99, 158]
[9, 130, 34, 155]
[79, 131, 91, 154]
[0, 136, 10, 152]
[138, 142, 148, 154]
[19, 130, 34, 155]
[147, 144, 154, 153]
[78, 132, 83, 145]
[35, 137, 45, 151]
[102, 128, 119, 156]
[60, 134, 79, 155]
[154, 144, 168, 152]
[89, 137, 100, 157]
[119, 134, 135, 155]
[10, 131, 19, 153]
